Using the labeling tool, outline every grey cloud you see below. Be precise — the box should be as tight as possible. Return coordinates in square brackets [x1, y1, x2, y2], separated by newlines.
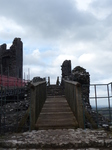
[0, 0, 110, 42]
[0, 0, 97, 41]
[104, 13, 112, 27]
[90, 0, 112, 9]
[0, 0, 112, 83]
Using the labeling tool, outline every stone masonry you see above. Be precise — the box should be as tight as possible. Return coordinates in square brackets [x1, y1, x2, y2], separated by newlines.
[71, 66, 90, 104]
[61, 60, 71, 79]
[0, 38, 23, 79]
[61, 60, 90, 104]
[0, 128, 112, 149]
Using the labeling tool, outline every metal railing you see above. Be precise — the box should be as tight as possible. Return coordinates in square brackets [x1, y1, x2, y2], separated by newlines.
[64, 79, 112, 129]
[82, 82, 112, 128]
[0, 78, 29, 135]
[0, 75, 47, 134]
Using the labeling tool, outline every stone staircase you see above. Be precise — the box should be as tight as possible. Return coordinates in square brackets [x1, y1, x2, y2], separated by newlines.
[47, 84, 64, 97]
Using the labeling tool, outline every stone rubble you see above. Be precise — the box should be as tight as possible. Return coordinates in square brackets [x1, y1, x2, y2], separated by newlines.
[0, 98, 30, 133]
[0, 128, 112, 149]
[32, 77, 45, 83]
[0, 84, 30, 134]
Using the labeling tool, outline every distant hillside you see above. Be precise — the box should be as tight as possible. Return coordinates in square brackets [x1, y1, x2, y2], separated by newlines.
[92, 107, 112, 124]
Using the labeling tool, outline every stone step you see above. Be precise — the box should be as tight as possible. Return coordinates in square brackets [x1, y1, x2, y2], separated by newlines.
[47, 85, 65, 96]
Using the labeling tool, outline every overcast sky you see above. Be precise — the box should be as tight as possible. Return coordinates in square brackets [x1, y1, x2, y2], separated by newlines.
[0, 0, 112, 84]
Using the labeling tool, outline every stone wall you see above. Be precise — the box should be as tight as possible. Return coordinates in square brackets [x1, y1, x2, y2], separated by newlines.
[71, 66, 90, 104]
[61, 60, 71, 79]
[0, 38, 23, 79]
[61, 60, 90, 103]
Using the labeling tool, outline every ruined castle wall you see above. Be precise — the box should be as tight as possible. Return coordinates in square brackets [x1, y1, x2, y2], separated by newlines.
[61, 60, 71, 79]
[0, 38, 23, 79]
[61, 60, 90, 103]
[71, 66, 90, 104]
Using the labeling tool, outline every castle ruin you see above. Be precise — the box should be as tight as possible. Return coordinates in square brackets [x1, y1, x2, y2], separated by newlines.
[0, 38, 23, 79]
[61, 60, 90, 103]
